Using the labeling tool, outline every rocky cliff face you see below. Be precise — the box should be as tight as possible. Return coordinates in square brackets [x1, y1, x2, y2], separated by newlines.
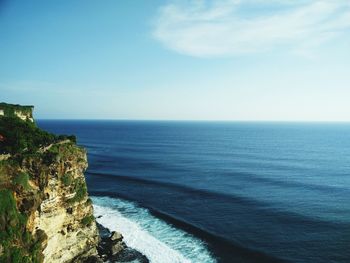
[28, 142, 99, 262]
[0, 102, 34, 122]
[0, 115, 99, 262]
[0, 105, 144, 263]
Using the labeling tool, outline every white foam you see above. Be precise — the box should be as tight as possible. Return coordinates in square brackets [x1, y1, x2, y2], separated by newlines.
[92, 196, 216, 263]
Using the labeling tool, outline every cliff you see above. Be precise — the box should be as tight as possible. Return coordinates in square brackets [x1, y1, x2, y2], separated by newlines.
[30, 142, 99, 262]
[0, 102, 34, 122]
[0, 109, 99, 262]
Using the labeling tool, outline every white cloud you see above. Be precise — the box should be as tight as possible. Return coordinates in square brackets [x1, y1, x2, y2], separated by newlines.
[153, 0, 350, 57]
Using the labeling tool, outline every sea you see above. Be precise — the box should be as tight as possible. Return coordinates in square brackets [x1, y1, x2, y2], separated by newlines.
[38, 120, 350, 263]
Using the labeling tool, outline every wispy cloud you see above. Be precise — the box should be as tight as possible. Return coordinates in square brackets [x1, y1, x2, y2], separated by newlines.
[153, 0, 350, 57]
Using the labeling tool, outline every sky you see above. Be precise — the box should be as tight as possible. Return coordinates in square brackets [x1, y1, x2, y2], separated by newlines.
[1, 0, 350, 121]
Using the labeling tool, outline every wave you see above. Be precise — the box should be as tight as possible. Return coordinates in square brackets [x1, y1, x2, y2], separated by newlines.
[221, 170, 350, 195]
[86, 171, 266, 207]
[87, 168, 350, 201]
[92, 192, 288, 263]
[92, 196, 217, 263]
[87, 171, 349, 223]
[87, 173, 346, 262]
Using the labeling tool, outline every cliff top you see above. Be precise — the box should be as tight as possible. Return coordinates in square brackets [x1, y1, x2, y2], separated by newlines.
[0, 104, 93, 263]
[0, 107, 75, 155]
[0, 102, 34, 114]
[0, 102, 34, 123]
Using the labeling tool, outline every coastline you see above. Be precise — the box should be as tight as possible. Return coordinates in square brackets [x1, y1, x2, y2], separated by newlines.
[90, 193, 285, 263]
[93, 222, 149, 263]
[92, 196, 217, 263]
[31, 119, 350, 263]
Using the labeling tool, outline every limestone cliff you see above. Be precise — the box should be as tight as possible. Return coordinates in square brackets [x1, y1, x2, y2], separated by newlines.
[0, 109, 99, 262]
[0, 102, 34, 122]
[28, 142, 99, 262]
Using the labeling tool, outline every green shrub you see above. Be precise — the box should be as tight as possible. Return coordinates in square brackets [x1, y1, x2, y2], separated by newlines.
[0, 189, 18, 220]
[0, 188, 45, 262]
[12, 173, 31, 190]
[0, 189, 34, 262]
[61, 173, 72, 186]
[68, 178, 87, 203]
[0, 116, 79, 155]
[62, 135, 77, 144]
[11, 247, 25, 263]
[0, 117, 57, 154]
[81, 215, 94, 226]
[43, 152, 58, 165]
[74, 183, 87, 202]
[0, 189, 28, 237]
[85, 198, 92, 205]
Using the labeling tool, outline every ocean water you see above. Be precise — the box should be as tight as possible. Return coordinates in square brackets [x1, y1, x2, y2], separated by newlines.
[38, 120, 350, 263]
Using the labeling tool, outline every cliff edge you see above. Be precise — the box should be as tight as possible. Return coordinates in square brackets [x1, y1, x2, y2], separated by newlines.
[0, 104, 99, 262]
[0, 102, 34, 122]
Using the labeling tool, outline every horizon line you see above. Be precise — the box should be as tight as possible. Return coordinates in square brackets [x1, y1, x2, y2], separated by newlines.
[35, 118, 350, 123]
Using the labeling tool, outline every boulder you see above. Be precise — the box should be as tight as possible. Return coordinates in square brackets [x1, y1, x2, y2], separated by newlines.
[111, 241, 125, 255]
[110, 231, 123, 242]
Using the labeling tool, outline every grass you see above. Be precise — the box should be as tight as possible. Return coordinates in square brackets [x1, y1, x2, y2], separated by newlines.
[0, 116, 57, 155]
[69, 178, 87, 203]
[81, 215, 94, 226]
[0, 187, 45, 263]
[12, 172, 31, 190]
[0, 116, 78, 155]
[61, 173, 73, 186]
[0, 189, 30, 262]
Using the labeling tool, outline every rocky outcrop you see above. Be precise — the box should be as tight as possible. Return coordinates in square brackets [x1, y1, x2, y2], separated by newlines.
[0, 104, 145, 263]
[0, 140, 100, 262]
[0, 102, 34, 122]
[14, 110, 34, 122]
[27, 142, 99, 262]
[0, 117, 99, 262]
[96, 223, 149, 263]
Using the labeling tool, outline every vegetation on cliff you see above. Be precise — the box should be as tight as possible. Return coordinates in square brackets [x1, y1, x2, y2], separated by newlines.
[0, 163, 45, 263]
[0, 116, 76, 155]
[0, 103, 33, 118]
[0, 108, 93, 263]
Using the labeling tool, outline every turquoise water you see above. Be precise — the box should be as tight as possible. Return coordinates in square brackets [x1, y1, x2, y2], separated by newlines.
[39, 121, 350, 263]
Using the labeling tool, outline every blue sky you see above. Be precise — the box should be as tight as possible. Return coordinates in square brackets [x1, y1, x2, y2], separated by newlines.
[1, 0, 350, 120]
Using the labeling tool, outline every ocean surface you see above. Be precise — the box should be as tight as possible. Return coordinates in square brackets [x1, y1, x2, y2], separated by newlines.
[38, 120, 350, 263]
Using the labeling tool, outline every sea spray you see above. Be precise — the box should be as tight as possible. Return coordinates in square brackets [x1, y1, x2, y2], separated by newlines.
[92, 196, 216, 263]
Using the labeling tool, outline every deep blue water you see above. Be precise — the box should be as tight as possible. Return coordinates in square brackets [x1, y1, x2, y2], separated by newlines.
[38, 120, 350, 263]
